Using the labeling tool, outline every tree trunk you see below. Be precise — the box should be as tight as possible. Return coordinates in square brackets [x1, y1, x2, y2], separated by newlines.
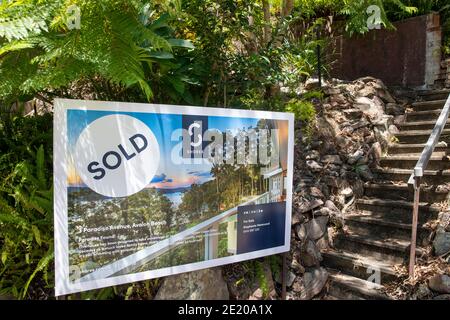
[246, 5, 258, 54]
[282, 0, 294, 17]
[262, 0, 271, 45]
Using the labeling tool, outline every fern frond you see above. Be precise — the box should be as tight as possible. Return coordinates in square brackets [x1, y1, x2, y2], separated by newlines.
[0, 211, 30, 231]
[0, 39, 35, 56]
[22, 247, 53, 299]
[110, 10, 172, 52]
[0, 17, 48, 41]
[29, 193, 52, 215]
[388, 0, 418, 15]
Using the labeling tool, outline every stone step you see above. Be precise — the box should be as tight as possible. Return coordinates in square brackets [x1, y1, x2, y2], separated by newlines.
[388, 151, 448, 158]
[373, 167, 450, 184]
[380, 155, 450, 170]
[322, 249, 398, 284]
[387, 143, 448, 154]
[406, 110, 442, 122]
[411, 100, 446, 111]
[353, 208, 433, 227]
[399, 120, 450, 131]
[344, 213, 431, 245]
[394, 129, 450, 144]
[355, 198, 439, 224]
[334, 232, 424, 264]
[327, 270, 392, 300]
[363, 183, 449, 202]
[417, 89, 450, 101]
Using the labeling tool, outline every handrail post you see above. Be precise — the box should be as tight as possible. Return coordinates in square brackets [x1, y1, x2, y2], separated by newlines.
[406, 93, 450, 281]
[408, 176, 421, 280]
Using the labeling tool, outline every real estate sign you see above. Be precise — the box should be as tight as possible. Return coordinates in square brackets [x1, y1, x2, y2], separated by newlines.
[54, 99, 294, 296]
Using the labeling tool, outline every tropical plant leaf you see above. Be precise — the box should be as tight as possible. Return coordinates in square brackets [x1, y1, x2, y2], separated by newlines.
[147, 51, 174, 59]
[31, 225, 42, 246]
[167, 39, 195, 49]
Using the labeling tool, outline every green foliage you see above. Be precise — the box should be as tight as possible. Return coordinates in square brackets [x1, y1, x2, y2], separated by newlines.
[239, 89, 285, 112]
[74, 278, 160, 300]
[0, 0, 194, 105]
[285, 92, 319, 140]
[1, 0, 447, 300]
[175, 0, 327, 109]
[302, 90, 324, 101]
[292, 0, 394, 35]
[238, 258, 272, 299]
[268, 254, 281, 282]
[0, 114, 53, 299]
[285, 98, 316, 122]
[254, 260, 269, 299]
[0, 112, 161, 300]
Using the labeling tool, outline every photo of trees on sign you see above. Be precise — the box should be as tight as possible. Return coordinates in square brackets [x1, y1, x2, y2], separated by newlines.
[66, 110, 289, 282]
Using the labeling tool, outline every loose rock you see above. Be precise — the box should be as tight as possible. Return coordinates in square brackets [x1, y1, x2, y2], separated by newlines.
[433, 228, 450, 256]
[324, 200, 340, 213]
[300, 240, 322, 267]
[416, 283, 431, 299]
[321, 155, 343, 165]
[295, 224, 307, 242]
[305, 216, 329, 241]
[340, 187, 353, 198]
[356, 164, 374, 181]
[155, 268, 229, 300]
[348, 150, 364, 165]
[370, 142, 382, 165]
[298, 267, 329, 300]
[428, 274, 450, 294]
[297, 199, 324, 214]
[306, 160, 323, 173]
[315, 235, 329, 251]
[386, 103, 403, 115]
[275, 271, 296, 287]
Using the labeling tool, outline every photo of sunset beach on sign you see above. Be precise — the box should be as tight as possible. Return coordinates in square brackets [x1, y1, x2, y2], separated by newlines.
[66, 109, 289, 282]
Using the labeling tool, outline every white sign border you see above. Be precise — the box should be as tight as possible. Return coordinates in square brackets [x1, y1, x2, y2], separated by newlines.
[54, 98, 295, 296]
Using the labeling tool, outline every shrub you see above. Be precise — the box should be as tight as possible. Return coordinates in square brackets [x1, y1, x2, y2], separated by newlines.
[0, 114, 53, 299]
[285, 98, 316, 123]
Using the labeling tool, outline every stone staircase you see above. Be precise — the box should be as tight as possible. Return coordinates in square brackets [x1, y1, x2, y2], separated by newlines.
[322, 89, 450, 300]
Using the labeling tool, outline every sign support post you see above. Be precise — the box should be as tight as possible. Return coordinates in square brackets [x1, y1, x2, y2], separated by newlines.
[281, 252, 287, 300]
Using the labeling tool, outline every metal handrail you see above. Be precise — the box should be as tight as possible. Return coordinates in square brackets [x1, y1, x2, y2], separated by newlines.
[407, 93, 450, 280]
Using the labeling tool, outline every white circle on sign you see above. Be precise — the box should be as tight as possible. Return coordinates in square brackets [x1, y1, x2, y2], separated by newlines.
[73, 114, 160, 198]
